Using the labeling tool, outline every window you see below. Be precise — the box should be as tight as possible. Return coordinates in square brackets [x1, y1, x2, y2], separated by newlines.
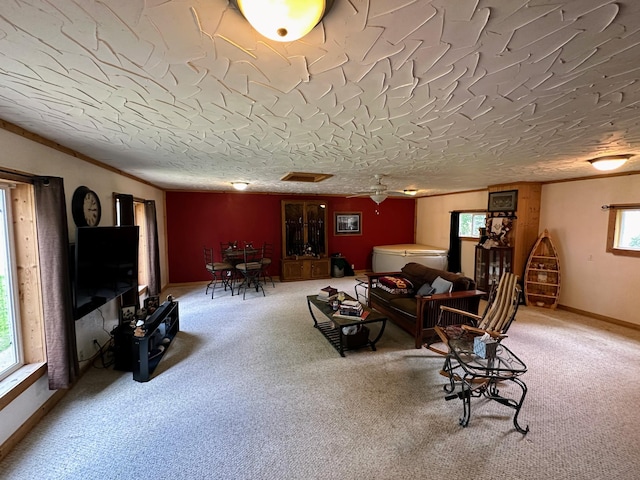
[607, 205, 640, 257]
[459, 212, 487, 238]
[115, 195, 149, 290]
[0, 186, 23, 380]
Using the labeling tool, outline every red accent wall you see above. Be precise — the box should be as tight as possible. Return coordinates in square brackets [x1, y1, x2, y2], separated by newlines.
[166, 192, 416, 283]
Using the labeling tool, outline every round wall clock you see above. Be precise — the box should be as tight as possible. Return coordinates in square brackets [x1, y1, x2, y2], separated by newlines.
[71, 186, 102, 227]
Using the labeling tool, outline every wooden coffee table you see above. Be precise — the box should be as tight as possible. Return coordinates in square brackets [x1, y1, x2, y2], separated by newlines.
[307, 293, 387, 357]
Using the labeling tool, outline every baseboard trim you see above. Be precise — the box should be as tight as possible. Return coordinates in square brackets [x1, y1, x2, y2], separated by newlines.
[558, 304, 639, 331]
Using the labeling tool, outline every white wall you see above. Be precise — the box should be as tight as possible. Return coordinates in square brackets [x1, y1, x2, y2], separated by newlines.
[416, 190, 487, 277]
[0, 128, 167, 446]
[415, 176, 640, 324]
[540, 175, 640, 324]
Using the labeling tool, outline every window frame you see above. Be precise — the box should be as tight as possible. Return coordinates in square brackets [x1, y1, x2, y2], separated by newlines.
[606, 204, 640, 258]
[458, 211, 488, 240]
[0, 185, 24, 381]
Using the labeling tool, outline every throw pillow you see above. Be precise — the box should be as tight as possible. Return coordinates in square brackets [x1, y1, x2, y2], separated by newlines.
[432, 276, 453, 294]
[377, 276, 414, 295]
[416, 282, 435, 296]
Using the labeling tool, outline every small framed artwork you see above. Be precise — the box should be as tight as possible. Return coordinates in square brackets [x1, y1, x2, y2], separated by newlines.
[488, 190, 518, 212]
[335, 212, 362, 235]
[144, 295, 160, 315]
[120, 306, 136, 324]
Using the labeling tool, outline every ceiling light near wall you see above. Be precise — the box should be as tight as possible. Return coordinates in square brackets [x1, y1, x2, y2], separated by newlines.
[232, 182, 249, 191]
[403, 189, 417, 196]
[588, 154, 633, 171]
[236, 0, 332, 42]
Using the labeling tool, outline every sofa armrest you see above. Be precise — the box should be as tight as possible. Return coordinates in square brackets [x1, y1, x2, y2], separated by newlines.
[413, 290, 485, 348]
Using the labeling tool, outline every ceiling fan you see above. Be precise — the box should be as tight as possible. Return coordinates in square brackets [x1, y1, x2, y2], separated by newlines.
[348, 174, 410, 204]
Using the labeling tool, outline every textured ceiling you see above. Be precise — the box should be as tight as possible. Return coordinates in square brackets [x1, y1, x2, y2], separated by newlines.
[1, 0, 640, 196]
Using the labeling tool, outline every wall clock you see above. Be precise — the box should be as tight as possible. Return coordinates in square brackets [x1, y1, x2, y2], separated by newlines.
[71, 186, 102, 227]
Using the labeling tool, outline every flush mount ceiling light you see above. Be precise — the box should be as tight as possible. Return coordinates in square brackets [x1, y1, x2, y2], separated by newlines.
[235, 0, 333, 42]
[403, 189, 417, 196]
[231, 182, 249, 191]
[588, 154, 633, 171]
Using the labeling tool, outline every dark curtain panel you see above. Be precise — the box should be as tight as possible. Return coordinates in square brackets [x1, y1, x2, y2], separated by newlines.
[114, 193, 137, 307]
[33, 177, 79, 390]
[144, 200, 161, 296]
[115, 193, 135, 226]
[448, 211, 462, 273]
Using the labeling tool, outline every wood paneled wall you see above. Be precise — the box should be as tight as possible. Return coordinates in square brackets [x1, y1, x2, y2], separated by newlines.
[488, 182, 542, 279]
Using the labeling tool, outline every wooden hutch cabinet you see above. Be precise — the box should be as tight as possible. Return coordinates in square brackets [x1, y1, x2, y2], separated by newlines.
[281, 200, 330, 281]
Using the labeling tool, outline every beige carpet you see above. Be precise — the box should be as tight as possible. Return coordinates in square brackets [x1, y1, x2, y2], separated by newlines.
[1, 277, 640, 480]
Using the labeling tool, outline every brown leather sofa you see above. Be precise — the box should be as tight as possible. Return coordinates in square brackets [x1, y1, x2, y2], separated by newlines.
[366, 262, 485, 348]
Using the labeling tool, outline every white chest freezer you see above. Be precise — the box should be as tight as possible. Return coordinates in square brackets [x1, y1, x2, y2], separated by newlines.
[372, 244, 448, 272]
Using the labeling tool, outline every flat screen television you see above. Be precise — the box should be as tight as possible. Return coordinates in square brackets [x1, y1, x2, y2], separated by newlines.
[72, 226, 139, 320]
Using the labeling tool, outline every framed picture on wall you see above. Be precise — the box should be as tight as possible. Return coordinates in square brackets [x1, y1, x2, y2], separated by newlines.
[488, 190, 518, 212]
[335, 212, 362, 235]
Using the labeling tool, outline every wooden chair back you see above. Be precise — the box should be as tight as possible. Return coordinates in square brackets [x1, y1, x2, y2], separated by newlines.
[478, 272, 521, 334]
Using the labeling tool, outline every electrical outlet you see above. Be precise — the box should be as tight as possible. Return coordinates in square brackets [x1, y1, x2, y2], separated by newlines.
[351, 264, 355, 269]
[79, 349, 84, 360]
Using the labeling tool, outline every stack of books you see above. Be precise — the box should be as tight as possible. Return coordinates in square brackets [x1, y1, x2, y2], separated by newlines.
[318, 286, 338, 302]
[333, 300, 369, 320]
[338, 299, 363, 316]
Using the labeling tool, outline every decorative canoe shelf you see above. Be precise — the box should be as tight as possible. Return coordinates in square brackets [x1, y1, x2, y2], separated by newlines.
[524, 229, 560, 309]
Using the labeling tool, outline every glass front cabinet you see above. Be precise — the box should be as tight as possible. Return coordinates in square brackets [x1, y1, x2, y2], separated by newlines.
[474, 246, 513, 294]
[281, 200, 330, 281]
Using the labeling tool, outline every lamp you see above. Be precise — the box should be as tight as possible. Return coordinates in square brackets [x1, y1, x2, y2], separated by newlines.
[370, 193, 387, 205]
[232, 182, 249, 191]
[403, 189, 417, 196]
[235, 0, 332, 42]
[588, 154, 633, 171]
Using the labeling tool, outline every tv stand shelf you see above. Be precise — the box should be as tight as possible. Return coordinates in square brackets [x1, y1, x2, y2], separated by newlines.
[113, 299, 179, 382]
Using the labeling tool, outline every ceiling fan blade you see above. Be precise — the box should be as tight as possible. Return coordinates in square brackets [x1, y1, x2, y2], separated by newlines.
[387, 190, 410, 196]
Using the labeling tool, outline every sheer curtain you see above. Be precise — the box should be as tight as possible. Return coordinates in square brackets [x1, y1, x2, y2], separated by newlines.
[144, 200, 161, 296]
[33, 176, 79, 390]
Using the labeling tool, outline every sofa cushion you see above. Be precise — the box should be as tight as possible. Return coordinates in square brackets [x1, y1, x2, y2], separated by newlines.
[401, 262, 474, 291]
[432, 276, 453, 294]
[388, 297, 418, 318]
[416, 282, 435, 296]
[378, 275, 414, 295]
[370, 287, 402, 304]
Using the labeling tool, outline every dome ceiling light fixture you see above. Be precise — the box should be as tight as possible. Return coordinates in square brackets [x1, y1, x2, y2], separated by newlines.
[403, 189, 417, 196]
[588, 154, 634, 171]
[235, 0, 334, 42]
[231, 182, 249, 191]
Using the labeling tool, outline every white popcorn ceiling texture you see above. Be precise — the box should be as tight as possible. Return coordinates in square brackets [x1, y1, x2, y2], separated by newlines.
[0, 0, 639, 195]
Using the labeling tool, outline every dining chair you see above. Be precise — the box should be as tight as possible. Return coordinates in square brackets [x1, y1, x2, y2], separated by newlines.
[235, 243, 265, 300]
[203, 246, 234, 298]
[259, 242, 275, 287]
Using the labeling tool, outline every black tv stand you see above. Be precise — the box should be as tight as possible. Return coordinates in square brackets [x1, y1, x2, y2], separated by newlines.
[113, 299, 179, 382]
